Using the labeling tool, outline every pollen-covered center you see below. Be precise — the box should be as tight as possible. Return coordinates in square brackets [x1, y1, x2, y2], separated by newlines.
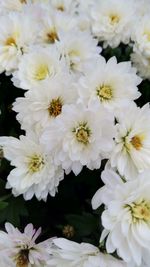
[34, 64, 49, 80]
[20, 0, 27, 3]
[130, 135, 143, 150]
[28, 154, 45, 173]
[57, 5, 65, 11]
[46, 29, 59, 44]
[127, 200, 150, 223]
[96, 85, 113, 101]
[5, 37, 17, 47]
[109, 14, 120, 24]
[73, 122, 91, 145]
[48, 97, 63, 117]
[15, 249, 29, 267]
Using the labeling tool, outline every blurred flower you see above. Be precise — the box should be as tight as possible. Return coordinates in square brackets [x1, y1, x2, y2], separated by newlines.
[0, 223, 51, 267]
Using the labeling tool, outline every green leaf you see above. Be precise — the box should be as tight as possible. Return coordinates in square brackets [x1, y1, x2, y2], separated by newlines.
[0, 196, 28, 227]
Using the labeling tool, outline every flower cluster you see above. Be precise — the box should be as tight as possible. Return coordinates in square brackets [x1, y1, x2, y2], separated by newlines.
[0, 0, 150, 267]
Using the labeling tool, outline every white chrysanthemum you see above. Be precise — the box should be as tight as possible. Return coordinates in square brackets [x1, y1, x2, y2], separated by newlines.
[13, 75, 77, 132]
[110, 103, 150, 180]
[0, 133, 64, 200]
[78, 56, 141, 111]
[12, 47, 65, 90]
[0, 12, 38, 74]
[48, 238, 127, 267]
[57, 30, 101, 73]
[132, 16, 150, 58]
[131, 51, 150, 80]
[38, 9, 78, 45]
[92, 168, 150, 266]
[41, 104, 115, 175]
[91, 0, 135, 48]
[0, 223, 51, 267]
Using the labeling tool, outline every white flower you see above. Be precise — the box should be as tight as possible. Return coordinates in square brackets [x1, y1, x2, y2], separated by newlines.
[41, 104, 115, 175]
[0, 222, 51, 267]
[78, 56, 141, 112]
[12, 75, 77, 132]
[132, 15, 150, 57]
[57, 30, 101, 73]
[0, 12, 38, 73]
[91, 0, 136, 48]
[38, 9, 77, 45]
[110, 103, 150, 180]
[131, 51, 150, 80]
[0, 133, 64, 200]
[48, 238, 127, 267]
[92, 168, 150, 266]
[12, 47, 65, 90]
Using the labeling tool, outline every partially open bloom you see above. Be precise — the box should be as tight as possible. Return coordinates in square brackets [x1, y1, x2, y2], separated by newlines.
[92, 168, 150, 266]
[0, 223, 51, 267]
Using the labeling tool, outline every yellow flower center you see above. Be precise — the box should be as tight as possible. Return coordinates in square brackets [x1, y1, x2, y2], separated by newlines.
[97, 85, 113, 101]
[20, 0, 27, 3]
[5, 37, 17, 47]
[144, 30, 150, 42]
[48, 98, 63, 117]
[46, 29, 59, 44]
[109, 14, 120, 24]
[34, 64, 49, 80]
[16, 249, 29, 267]
[130, 135, 143, 150]
[28, 154, 45, 173]
[57, 5, 65, 11]
[127, 200, 150, 223]
[73, 123, 91, 145]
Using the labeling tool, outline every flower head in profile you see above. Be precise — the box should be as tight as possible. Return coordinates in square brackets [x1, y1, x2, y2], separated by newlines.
[92, 168, 150, 266]
[110, 103, 150, 179]
[0, 223, 51, 267]
[48, 238, 127, 267]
